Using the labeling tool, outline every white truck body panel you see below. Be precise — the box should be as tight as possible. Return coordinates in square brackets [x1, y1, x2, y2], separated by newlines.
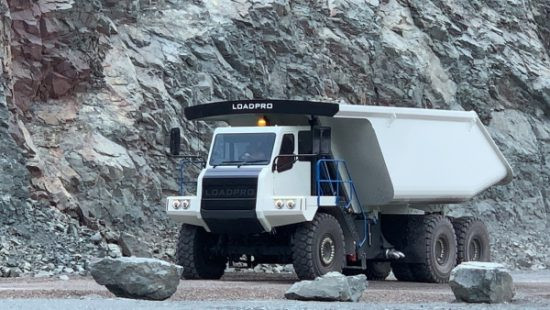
[167, 126, 331, 232]
[331, 105, 513, 204]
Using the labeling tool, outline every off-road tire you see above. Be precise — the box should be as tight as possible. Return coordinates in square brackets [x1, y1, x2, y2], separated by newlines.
[176, 224, 227, 280]
[364, 261, 391, 280]
[292, 213, 345, 280]
[410, 214, 457, 283]
[452, 217, 490, 264]
[391, 262, 416, 282]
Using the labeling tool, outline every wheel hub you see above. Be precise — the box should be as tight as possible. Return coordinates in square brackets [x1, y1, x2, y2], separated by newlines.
[435, 236, 450, 265]
[469, 237, 482, 261]
[320, 235, 335, 266]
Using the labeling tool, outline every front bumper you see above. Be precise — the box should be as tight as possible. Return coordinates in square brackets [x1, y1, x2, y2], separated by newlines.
[166, 196, 208, 229]
[166, 195, 331, 233]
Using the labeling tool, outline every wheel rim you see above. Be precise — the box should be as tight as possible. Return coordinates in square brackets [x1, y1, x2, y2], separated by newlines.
[320, 234, 335, 266]
[468, 237, 482, 261]
[435, 235, 450, 266]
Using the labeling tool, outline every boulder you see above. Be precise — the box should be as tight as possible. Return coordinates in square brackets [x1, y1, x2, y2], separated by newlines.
[449, 262, 515, 303]
[285, 272, 367, 302]
[90, 257, 182, 300]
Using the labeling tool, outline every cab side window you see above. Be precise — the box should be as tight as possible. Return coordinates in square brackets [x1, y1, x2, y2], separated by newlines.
[277, 134, 295, 173]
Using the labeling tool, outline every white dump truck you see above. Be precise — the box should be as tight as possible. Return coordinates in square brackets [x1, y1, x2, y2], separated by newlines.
[166, 100, 512, 283]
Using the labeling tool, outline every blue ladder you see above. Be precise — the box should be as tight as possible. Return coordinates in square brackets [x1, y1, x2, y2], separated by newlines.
[315, 159, 369, 248]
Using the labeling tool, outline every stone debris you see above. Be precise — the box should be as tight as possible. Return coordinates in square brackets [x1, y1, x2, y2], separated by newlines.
[107, 244, 123, 258]
[90, 257, 182, 300]
[285, 272, 367, 302]
[449, 262, 515, 303]
[119, 232, 152, 258]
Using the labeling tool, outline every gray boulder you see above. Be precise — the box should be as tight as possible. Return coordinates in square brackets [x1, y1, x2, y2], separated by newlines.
[449, 262, 515, 303]
[90, 257, 182, 300]
[285, 272, 367, 302]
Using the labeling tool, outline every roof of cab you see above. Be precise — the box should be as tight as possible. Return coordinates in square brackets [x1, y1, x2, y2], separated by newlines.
[184, 99, 339, 121]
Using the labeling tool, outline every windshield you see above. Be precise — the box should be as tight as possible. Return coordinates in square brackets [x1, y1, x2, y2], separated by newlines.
[209, 133, 276, 166]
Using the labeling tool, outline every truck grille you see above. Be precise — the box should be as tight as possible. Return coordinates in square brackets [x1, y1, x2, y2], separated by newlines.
[201, 177, 257, 210]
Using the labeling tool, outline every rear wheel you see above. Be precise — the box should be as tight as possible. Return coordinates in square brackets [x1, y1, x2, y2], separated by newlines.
[176, 224, 227, 279]
[292, 213, 345, 280]
[452, 217, 490, 263]
[411, 215, 457, 283]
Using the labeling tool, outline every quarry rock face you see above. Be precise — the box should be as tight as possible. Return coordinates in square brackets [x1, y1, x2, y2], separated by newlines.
[285, 272, 367, 302]
[0, 0, 548, 274]
[450, 262, 515, 303]
[90, 257, 182, 300]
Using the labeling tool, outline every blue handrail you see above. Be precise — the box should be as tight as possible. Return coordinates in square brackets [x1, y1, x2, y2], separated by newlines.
[315, 159, 368, 248]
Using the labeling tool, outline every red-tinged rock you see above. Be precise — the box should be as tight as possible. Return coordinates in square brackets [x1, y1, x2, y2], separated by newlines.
[40, 17, 68, 39]
[48, 71, 72, 98]
[9, 8, 36, 23]
[11, 18, 40, 37]
[7, 0, 34, 11]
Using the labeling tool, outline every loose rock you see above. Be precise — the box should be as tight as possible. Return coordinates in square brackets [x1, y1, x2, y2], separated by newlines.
[449, 262, 515, 303]
[90, 232, 103, 244]
[119, 232, 152, 258]
[285, 272, 367, 302]
[90, 257, 182, 300]
[107, 244, 122, 258]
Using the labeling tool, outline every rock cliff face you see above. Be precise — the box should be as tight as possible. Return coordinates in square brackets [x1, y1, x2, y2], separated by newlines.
[0, 0, 549, 275]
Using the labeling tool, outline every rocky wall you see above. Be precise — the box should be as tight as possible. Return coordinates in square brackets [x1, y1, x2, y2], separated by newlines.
[0, 0, 548, 275]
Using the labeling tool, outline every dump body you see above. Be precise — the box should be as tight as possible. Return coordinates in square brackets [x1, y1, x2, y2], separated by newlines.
[326, 105, 513, 206]
[182, 100, 512, 206]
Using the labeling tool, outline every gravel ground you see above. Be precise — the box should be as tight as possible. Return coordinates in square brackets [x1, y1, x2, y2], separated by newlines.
[0, 271, 549, 309]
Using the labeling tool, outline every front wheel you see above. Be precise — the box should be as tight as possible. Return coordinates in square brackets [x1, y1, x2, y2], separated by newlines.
[176, 224, 227, 280]
[292, 213, 345, 280]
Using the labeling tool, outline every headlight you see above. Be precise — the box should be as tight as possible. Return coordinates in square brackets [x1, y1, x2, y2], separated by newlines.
[171, 199, 190, 210]
[286, 200, 296, 209]
[275, 200, 284, 209]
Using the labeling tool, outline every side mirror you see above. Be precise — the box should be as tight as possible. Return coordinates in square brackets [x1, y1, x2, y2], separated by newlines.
[169, 127, 181, 156]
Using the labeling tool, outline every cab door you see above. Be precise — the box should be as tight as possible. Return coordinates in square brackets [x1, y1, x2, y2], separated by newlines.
[272, 132, 310, 196]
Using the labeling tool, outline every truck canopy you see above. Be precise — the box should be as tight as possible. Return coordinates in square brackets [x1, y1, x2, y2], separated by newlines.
[184, 100, 513, 205]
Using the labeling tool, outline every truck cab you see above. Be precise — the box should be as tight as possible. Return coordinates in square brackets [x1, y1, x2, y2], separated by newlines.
[168, 125, 320, 235]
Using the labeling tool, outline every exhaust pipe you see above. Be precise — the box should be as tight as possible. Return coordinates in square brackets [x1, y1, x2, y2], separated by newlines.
[385, 249, 406, 260]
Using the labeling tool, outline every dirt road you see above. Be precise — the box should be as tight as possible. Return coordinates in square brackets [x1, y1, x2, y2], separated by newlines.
[1, 271, 549, 309]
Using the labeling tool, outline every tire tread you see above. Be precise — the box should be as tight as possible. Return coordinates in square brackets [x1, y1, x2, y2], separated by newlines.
[176, 224, 225, 280]
[411, 214, 457, 283]
[292, 213, 344, 280]
[451, 216, 490, 264]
